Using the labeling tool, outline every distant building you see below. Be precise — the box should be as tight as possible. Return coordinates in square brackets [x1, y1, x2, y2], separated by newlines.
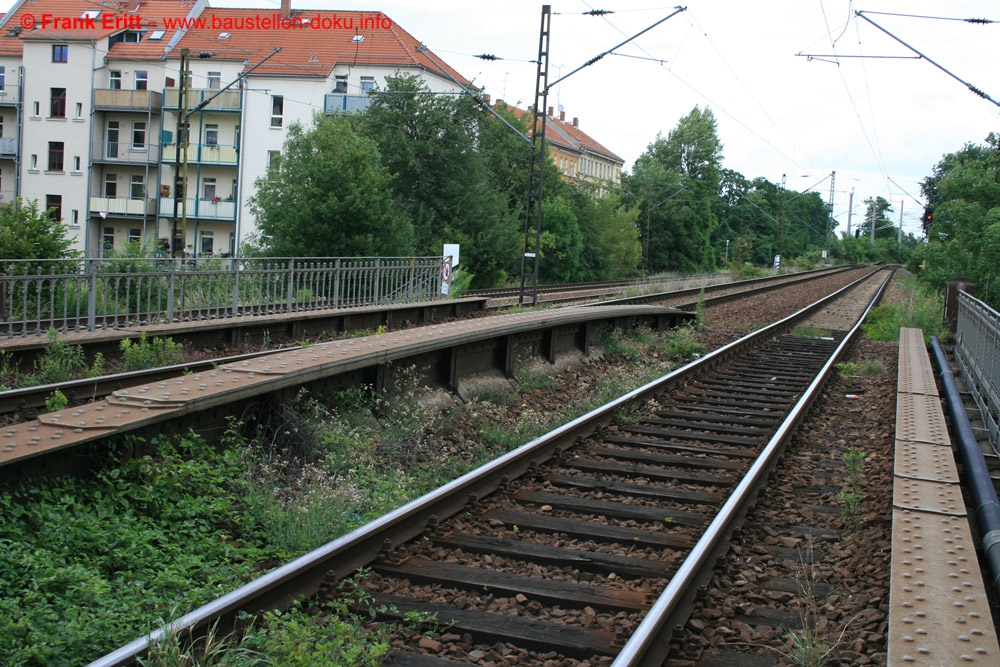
[496, 101, 624, 189]
[0, 0, 465, 256]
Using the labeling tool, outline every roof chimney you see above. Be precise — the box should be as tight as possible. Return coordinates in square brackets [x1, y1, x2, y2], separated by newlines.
[559, 110, 565, 121]
[482, 94, 491, 106]
[572, 117, 579, 127]
[547, 106, 554, 117]
[281, 0, 291, 19]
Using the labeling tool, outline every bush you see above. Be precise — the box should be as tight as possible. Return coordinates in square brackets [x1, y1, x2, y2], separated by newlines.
[119, 332, 186, 372]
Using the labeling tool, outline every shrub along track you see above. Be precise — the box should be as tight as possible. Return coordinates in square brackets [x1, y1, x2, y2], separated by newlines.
[88, 268, 892, 667]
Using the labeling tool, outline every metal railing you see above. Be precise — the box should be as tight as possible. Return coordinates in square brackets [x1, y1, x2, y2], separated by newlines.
[0, 257, 446, 338]
[955, 290, 1000, 452]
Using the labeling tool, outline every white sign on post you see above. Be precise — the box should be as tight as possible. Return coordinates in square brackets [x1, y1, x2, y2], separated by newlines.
[774, 255, 781, 269]
[443, 243, 460, 268]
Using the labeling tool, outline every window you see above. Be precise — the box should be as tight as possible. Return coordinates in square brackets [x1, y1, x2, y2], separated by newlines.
[30, 154, 38, 170]
[73, 156, 81, 172]
[267, 150, 280, 170]
[203, 178, 217, 200]
[50, 88, 66, 118]
[32, 101, 40, 117]
[207, 72, 221, 89]
[149, 30, 166, 41]
[104, 174, 117, 198]
[132, 121, 146, 149]
[200, 230, 214, 255]
[109, 70, 122, 90]
[102, 227, 115, 254]
[270, 95, 283, 127]
[135, 71, 148, 91]
[82, 10, 101, 20]
[46, 195, 63, 222]
[75, 102, 83, 119]
[128, 228, 141, 245]
[71, 210, 79, 226]
[53, 45, 68, 63]
[333, 75, 348, 93]
[130, 175, 144, 199]
[0, 116, 3, 138]
[48, 141, 64, 171]
[0, 66, 5, 91]
[360, 76, 375, 94]
[204, 124, 218, 146]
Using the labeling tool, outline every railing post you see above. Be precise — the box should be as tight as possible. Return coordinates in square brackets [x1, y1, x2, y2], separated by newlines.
[287, 258, 295, 312]
[166, 261, 176, 324]
[409, 257, 415, 303]
[232, 260, 240, 317]
[333, 259, 341, 308]
[374, 258, 381, 304]
[86, 259, 98, 332]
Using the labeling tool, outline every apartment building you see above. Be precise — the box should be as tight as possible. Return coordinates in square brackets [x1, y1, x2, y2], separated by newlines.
[495, 101, 624, 188]
[0, 0, 465, 257]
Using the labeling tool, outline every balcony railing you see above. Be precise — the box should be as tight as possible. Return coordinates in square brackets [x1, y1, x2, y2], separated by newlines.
[0, 85, 20, 106]
[0, 137, 17, 157]
[94, 89, 163, 112]
[163, 89, 241, 112]
[161, 143, 237, 166]
[324, 93, 373, 114]
[92, 141, 161, 164]
[159, 197, 236, 221]
[90, 196, 158, 217]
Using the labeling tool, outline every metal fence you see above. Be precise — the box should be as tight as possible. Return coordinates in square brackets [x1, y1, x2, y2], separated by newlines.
[0, 257, 446, 339]
[955, 290, 1000, 452]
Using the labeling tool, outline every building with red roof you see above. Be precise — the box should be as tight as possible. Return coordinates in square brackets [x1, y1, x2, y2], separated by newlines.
[0, 0, 465, 256]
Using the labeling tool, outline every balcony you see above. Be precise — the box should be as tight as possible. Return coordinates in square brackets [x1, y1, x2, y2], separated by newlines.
[161, 143, 237, 166]
[0, 85, 20, 107]
[163, 89, 241, 112]
[90, 196, 158, 217]
[0, 137, 17, 158]
[92, 141, 161, 164]
[94, 89, 162, 112]
[159, 197, 236, 221]
[324, 94, 372, 115]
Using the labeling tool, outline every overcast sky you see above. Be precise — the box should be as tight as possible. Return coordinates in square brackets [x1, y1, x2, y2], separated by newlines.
[6, 0, 998, 238]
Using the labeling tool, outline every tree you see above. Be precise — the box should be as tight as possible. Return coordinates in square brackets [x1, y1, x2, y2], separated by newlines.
[361, 75, 522, 287]
[0, 199, 77, 262]
[629, 107, 722, 273]
[247, 114, 411, 258]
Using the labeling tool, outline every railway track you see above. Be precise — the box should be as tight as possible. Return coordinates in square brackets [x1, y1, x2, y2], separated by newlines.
[0, 266, 853, 419]
[89, 268, 891, 666]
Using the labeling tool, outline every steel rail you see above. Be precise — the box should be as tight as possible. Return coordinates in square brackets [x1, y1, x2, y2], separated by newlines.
[87, 267, 886, 667]
[612, 268, 895, 667]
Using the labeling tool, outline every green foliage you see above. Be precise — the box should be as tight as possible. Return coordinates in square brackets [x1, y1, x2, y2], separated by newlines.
[790, 325, 829, 338]
[448, 267, 474, 299]
[31, 329, 102, 385]
[139, 619, 264, 667]
[862, 279, 945, 342]
[0, 433, 274, 666]
[0, 199, 78, 262]
[119, 332, 186, 372]
[539, 196, 586, 283]
[247, 113, 411, 258]
[45, 389, 68, 413]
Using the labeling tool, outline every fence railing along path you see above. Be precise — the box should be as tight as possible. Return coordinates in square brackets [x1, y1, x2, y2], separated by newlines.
[1, 257, 447, 339]
[956, 290, 1000, 453]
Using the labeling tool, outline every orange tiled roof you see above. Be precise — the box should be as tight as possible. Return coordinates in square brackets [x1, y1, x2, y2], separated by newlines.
[168, 8, 467, 82]
[497, 102, 579, 154]
[547, 113, 623, 164]
[0, 0, 191, 56]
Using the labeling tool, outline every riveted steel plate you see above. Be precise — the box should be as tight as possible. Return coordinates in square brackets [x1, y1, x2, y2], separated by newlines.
[896, 393, 949, 445]
[899, 328, 938, 396]
[894, 439, 960, 483]
[893, 476, 966, 515]
[889, 508, 999, 664]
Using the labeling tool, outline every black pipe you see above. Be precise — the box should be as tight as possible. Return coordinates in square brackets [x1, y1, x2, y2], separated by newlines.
[930, 336, 1000, 601]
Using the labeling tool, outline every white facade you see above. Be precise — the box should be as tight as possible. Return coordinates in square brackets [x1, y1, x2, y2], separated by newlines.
[0, 2, 465, 257]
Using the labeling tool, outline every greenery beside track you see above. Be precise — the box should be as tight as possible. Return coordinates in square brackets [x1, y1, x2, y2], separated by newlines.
[1, 324, 704, 665]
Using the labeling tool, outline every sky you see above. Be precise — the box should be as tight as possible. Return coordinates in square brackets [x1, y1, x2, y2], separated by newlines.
[4, 0, 998, 239]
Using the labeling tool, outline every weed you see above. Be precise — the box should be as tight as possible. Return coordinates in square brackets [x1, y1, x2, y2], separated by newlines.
[862, 278, 946, 342]
[343, 325, 388, 339]
[33, 329, 89, 384]
[790, 325, 830, 339]
[839, 446, 866, 523]
[139, 618, 263, 667]
[695, 288, 706, 327]
[119, 332, 185, 372]
[45, 389, 68, 413]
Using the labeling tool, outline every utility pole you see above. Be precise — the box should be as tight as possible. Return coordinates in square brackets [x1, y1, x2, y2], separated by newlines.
[826, 170, 835, 261]
[870, 197, 876, 245]
[518, 5, 687, 305]
[898, 200, 904, 256]
[847, 188, 854, 237]
[171, 49, 190, 259]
